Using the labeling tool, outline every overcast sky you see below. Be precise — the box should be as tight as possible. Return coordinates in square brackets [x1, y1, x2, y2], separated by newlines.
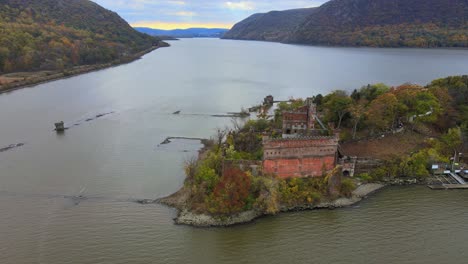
[92, 0, 328, 29]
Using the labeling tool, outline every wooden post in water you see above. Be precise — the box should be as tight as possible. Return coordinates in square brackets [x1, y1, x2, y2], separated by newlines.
[55, 121, 65, 132]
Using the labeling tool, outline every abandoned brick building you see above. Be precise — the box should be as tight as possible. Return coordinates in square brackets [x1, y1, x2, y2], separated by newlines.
[263, 134, 340, 178]
[263, 99, 341, 178]
[282, 98, 327, 137]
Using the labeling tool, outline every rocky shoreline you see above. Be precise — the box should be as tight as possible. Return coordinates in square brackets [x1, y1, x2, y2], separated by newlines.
[158, 183, 385, 227]
[0, 43, 169, 94]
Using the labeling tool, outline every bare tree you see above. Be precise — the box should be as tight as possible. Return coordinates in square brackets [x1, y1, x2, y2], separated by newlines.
[183, 156, 198, 183]
[214, 128, 228, 150]
[231, 117, 246, 132]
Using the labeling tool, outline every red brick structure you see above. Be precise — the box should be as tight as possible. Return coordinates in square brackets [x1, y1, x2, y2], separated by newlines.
[263, 135, 339, 178]
[282, 103, 318, 135]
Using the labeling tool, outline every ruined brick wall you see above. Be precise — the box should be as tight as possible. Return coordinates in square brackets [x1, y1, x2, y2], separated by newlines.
[264, 156, 336, 178]
[263, 136, 339, 178]
[307, 103, 317, 130]
[282, 111, 308, 133]
[282, 104, 319, 134]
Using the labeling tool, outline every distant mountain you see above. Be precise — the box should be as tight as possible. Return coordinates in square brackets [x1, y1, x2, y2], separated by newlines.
[0, 0, 162, 73]
[223, 8, 316, 42]
[135, 27, 229, 38]
[223, 0, 468, 48]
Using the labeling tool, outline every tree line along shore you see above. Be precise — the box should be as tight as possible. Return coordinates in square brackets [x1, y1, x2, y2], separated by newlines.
[158, 75, 468, 227]
[0, 43, 169, 94]
[0, 0, 169, 93]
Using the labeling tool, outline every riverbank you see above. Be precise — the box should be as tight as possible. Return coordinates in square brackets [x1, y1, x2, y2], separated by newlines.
[158, 183, 385, 227]
[0, 42, 169, 94]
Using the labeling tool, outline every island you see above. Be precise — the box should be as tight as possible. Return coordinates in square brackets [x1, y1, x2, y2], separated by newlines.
[158, 75, 468, 227]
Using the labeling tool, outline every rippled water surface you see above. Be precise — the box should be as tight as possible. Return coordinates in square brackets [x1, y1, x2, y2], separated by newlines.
[1, 39, 468, 264]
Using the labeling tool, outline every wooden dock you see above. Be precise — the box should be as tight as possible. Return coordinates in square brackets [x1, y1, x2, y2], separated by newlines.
[428, 184, 468, 190]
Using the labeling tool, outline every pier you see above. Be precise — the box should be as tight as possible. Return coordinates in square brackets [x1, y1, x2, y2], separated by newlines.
[428, 165, 468, 190]
[428, 184, 468, 190]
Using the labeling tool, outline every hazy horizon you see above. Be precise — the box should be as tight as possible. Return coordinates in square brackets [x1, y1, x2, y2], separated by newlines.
[91, 0, 329, 30]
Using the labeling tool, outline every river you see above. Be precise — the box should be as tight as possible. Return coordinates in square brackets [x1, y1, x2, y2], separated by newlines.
[1, 39, 467, 264]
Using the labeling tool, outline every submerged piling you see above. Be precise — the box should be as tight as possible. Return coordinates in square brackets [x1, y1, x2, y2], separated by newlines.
[55, 121, 65, 132]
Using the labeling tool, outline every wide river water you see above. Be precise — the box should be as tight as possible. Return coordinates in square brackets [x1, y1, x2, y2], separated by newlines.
[1, 39, 468, 264]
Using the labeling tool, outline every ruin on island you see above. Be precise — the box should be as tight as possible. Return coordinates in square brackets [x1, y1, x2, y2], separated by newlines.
[264, 99, 345, 178]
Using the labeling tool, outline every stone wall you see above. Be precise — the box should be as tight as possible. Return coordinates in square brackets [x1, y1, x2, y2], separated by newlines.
[353, 158, 383, 175]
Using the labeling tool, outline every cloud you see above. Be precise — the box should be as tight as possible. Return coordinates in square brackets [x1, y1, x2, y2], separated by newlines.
[224, 1, 255, 11]
[168, 0, 186, 5]
[92, 0, 329, 29]
[173, 11, 197, 16]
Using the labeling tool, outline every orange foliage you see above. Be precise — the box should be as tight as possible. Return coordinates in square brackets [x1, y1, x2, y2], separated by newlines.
[208, 168, 252, 215]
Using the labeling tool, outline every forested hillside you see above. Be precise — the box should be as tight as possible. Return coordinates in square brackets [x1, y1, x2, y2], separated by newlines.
[223, 0, 468, 47]
[0, 0, 160, 73]
[223, 8, 315, 42]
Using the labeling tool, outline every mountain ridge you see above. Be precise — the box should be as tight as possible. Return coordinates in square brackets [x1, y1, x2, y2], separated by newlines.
[223, 8, 316, 42]
[0, 0, 162, 73]
[223, 0, 468, 47]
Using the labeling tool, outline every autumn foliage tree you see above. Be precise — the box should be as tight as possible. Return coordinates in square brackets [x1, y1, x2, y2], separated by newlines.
[366, 93, 399, 133]
[207, 168, 252, 215]
[348, 100, 367, 139]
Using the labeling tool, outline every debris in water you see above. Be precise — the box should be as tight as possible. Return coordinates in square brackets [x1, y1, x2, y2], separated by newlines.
[54, 111, 115, 132]
[158, 136, 206, 147]
[0, 143, 25, 153]
[173, 110, 181, 115]
[161, 138, 172, 145]
[136, 199, 155, 204]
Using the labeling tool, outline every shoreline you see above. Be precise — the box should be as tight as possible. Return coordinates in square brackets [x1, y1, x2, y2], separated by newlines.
[221, 38, 468, 50]
[158, 183, 386, 228]
[0, 43, 169, 94]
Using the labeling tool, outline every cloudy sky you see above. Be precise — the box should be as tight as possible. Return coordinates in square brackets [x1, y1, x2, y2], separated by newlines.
[92, 0, 328, 29]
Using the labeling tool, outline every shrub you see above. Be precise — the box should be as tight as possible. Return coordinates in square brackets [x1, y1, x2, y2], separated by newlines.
[206, 168, 252, 215]
[358, 173, 373, 182]
[340, 178, 356, 197]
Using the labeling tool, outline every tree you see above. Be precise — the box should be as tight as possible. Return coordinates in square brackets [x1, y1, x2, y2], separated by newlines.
[208, 168, 252, 215]
[357, 83, 390, 102]
[366, 93, 399, 132]
[214, 128, 227, 152]
[313, 94, 324, 107]
[348, 100, 367, 139]
[440, 127, 463, 158]
[323, 90, 352, 129]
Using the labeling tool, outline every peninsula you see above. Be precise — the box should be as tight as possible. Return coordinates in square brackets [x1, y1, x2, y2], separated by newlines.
[159, 75, 468, 227]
